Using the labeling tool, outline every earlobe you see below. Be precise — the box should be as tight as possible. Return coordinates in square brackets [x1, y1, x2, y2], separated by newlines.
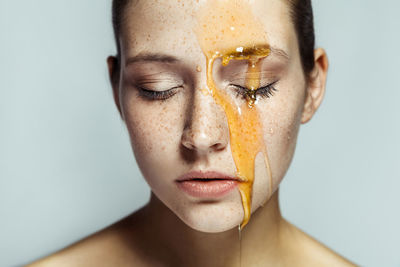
[301, 48, 329, 124]
[107, 56, 123, 119]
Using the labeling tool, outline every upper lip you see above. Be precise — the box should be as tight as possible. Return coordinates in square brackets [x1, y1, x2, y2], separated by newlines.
[176, 171, 238, 182]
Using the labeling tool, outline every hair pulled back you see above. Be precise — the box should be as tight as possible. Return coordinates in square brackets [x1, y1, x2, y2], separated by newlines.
[111, 0, 315, 74]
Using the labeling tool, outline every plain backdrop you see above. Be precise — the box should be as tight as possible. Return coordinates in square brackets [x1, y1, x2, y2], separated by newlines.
[1, 0, 399, 266]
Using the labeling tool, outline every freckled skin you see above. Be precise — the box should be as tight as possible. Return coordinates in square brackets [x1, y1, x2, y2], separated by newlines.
[27, 1, 356, 266]
[120, 0, 305, 232]
[195, 1, 275, 227]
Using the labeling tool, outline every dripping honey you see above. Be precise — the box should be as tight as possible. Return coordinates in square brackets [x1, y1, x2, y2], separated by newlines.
[196, 0, 273, 228]
[205, 46, 271, 228]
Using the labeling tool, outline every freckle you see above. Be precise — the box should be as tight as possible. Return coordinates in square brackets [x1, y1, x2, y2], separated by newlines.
[269, 128, 274, 135]
[196, 65, 202, 72]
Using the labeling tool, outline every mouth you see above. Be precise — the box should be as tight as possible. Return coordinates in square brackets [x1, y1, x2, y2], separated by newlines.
[176, 171, 239, 198]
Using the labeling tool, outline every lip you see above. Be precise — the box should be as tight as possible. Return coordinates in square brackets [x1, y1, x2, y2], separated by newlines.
[176, 171, 239, 198]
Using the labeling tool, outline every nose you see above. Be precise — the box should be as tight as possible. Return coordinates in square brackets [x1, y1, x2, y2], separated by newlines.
[181, 88, 229, 155]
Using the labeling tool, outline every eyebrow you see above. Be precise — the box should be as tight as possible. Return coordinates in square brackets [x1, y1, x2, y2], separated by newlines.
[125, 53, 179, 67]
[125, 46, 289, 67]
[270, 47, 290, 61]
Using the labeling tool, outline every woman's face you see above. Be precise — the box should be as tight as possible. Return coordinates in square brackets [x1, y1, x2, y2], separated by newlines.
[112, 0, 317, 232]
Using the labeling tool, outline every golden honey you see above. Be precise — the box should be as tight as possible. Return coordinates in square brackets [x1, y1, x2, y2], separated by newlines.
[196, 0, 273, 228]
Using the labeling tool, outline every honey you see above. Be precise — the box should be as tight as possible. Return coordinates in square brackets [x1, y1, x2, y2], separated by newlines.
[195, 0, 273, 228]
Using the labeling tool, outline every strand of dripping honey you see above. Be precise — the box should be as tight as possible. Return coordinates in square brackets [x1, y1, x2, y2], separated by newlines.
[205, 45, 273, 228]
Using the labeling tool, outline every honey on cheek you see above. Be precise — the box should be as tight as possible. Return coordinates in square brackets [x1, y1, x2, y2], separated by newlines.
[195, 0, 273, 228]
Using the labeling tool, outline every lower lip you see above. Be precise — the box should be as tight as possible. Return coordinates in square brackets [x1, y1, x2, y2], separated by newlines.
[177, 180, 238, 198]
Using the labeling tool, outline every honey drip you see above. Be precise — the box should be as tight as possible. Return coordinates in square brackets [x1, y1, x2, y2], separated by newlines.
[196, 0, 273, 228]
[238, 225, 242, 267]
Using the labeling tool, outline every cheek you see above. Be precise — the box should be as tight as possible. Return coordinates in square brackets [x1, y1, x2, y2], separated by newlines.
[121, 90, 186, 179]
[259, 78, 306, 185]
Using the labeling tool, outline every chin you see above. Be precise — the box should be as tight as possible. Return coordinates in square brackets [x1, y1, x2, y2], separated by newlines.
[175, 201, 244, 233]
[183, 217, 241, 233]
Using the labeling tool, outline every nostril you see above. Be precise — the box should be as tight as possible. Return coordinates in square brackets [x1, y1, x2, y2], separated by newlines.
[181, 129, 195, 150]
[182, 139, 195, 150]
[211, 141, 225, 151]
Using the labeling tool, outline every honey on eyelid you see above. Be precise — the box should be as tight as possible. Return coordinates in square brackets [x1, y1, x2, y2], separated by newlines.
[195, 0, 273, 228]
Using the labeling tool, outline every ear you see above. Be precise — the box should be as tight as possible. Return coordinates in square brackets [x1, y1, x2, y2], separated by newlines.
[107, 56, 123, 119]
[301, 48, 329, 124]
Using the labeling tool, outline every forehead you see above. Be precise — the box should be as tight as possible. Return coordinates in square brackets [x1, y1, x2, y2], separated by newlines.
[120, 0, 297, 61]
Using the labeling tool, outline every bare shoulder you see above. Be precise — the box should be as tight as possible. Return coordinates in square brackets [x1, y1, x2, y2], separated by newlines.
[281, 220, 357, 267]
[27, 209, 148, 267]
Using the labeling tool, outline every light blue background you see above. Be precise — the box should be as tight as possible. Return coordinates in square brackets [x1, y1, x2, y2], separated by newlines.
[1, 1, 399, 266]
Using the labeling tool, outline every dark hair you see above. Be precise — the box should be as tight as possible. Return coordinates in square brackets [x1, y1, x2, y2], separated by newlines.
[112, 0, 130, 64]
[111, 0, 315, 74]
[288, 0, 315, 74]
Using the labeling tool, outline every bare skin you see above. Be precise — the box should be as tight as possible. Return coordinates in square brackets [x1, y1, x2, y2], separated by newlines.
[28, 192, 354, 267]
[28, 0, 356, 266]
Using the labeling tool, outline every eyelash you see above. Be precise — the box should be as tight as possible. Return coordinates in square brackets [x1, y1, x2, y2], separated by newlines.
[138, 86, 179, 100]
[230, 81, 278, 100]
[137, 81, 278, 101]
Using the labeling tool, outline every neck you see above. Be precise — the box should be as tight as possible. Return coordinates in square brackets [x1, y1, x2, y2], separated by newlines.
[137, 190, 287, 267]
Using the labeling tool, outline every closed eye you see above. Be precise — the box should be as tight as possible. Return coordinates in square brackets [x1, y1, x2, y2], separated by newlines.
[229, 80, 279, 100]
[137, 86, 181, 100]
